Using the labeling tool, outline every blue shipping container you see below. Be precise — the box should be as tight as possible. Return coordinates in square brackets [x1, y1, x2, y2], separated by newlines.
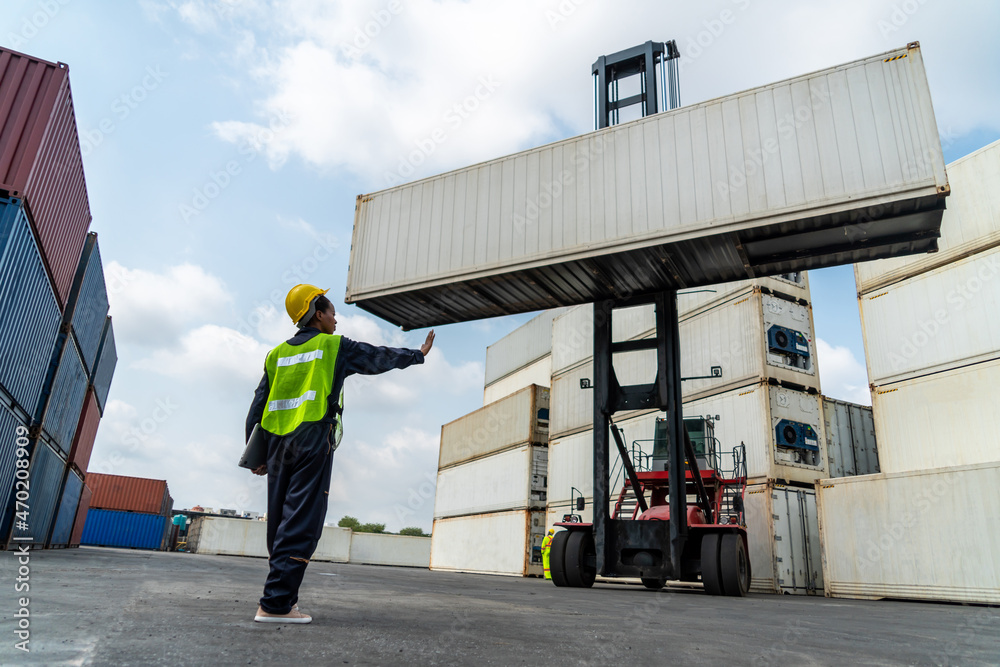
[0, 196, 62, 417]
[91, 317, 116, 414]
[8, 436, 66, 547]
[81, 509, 167, 550]
[40, 336, 89, 456]
[48, 466, 83, 546]
[0, 395, 32, 543]
[64, 233, 109, 376]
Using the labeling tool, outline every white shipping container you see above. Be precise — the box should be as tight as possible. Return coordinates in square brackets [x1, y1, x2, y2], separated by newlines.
[817, 462, 1000, 604]
[434, 445, 547, 519]
[439, 384, 549, 470]
[859, 242, 1000, 385]
[550, 290, 820, 437]
[347, 45, 946, 330]
[485, 309, 567, 386]
[484, 355, 551, 404]
[686, 383, 828, 485]
[550, 276, 811, 375]
[871, 357, 1000, 474]
[823, 397, 879, 477]
[350, 533, 431, 568]
[744, 482, 823, 595]
[430, 509, 546, 577]
[187, 518, 351, 563]
[856, 138, 1000, 295]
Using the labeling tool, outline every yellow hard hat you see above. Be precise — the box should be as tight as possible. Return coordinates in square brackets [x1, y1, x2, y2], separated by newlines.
[285, 284, 329, 326]
[548, 528, 555, 534]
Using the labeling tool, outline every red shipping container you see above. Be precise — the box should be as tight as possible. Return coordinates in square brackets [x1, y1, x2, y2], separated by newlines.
[0, 47, 92, 308]
[68, 387, 100, 471]
[69, 483, 91, 546]
[86, 472, 171, 515]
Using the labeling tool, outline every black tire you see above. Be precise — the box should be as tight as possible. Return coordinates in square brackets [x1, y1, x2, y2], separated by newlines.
[701, 532, 723, 596]
[549, 530, 570, 587]
[720, 533, 751, 597]
[564, 531, 596, 588]
[641, 577, 665, 590]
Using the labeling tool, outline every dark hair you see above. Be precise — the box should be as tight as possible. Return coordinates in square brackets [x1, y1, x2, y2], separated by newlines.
[305, 295, 334, 327]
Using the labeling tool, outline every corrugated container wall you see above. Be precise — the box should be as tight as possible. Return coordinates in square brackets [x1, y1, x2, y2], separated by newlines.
[68, 387, 100, 471]
[0, 47, 92, 308]
[818, 462, 1000, 604]
[64, 233, 109, 374]
[871, 357, 1000, 474]
[86, 472, 171, 515]
[434, 445, 547, 519]
[484, 356, 551, 404]
[855, 138, 1000, 295]
[431, 510, 546, 577]
[80, 509, 167, 550]
[9, 436, 66, 546]
[91, 317, 116, 413]
[438, 385, 548, 470]
[39, 336, 88, 455]
[0, 196, 61, 416]
[484, 309, 566, 386]
[859, 243, 1000, 385]
[0, 397, 31, 543]
[349, 533, 431, 568]
[48, 467, 83, 546]
[346, 45, 947, 329]
[69, 482, 91, 546]
[744, 482, 823, 595]
[822, 397, 879, 477]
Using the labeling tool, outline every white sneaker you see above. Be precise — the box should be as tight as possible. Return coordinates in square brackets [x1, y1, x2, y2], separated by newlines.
[254, 605, 312, 624]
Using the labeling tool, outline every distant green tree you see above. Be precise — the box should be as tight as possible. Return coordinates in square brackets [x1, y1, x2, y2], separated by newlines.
[399, 527, 426, 537]
[358, 522, 386, 534]
[338, 516, 361, 530]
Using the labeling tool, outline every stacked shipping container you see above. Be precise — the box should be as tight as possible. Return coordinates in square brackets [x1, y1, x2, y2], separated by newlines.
[818, 140, 1000, 604]
[0, 47, 116, 550]
[429, 385, 549, 576]
[81, 473, 173, 550]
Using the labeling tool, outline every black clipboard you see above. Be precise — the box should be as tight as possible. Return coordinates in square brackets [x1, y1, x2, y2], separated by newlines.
[239, 424, 269, 470]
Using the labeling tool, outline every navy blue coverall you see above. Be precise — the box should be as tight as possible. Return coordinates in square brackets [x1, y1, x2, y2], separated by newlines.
[245, 327, 424, 614]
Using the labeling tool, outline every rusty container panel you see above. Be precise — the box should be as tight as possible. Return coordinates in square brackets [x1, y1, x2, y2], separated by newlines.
[86, 472, 171, 515]
[0, 47, 92, 308]
[68, 387, 100, 472]
[69, 482, 91, 546]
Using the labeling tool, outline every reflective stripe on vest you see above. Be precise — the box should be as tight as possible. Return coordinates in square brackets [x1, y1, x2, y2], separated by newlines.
[261, 334, 341, 436]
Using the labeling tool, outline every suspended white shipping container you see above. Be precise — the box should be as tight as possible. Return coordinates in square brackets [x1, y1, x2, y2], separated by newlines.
[817, 462, 1000, 604]
[856, 138, 1000, 295]
[438, 384, 549, 470]
[550, 290, 820, 438]
[744, 482, 823, 595]
[483, 355, 551, 404]
[823, 397, 879, 478]
[433, 445, 547, 519]
[347, 45, 947, 330]
[484, 309, 567, 386]
[350, 533, 430, 568]
[871, 357, 1000, 474]
[430, 509, 546, 577]
[859, 242, 1000, 385]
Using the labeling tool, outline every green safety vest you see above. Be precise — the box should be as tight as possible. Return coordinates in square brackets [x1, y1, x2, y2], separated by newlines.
[261, 334, 344, 444]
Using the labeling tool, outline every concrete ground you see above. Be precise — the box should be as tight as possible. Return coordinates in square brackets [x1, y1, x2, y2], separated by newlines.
[0, 547, 997, 666]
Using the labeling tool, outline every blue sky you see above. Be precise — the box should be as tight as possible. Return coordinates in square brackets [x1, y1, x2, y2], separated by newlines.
[4, 0, 997, 531]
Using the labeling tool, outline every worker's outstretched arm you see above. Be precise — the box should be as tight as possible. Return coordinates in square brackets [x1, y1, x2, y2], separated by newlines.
[340, 330, 434, 377]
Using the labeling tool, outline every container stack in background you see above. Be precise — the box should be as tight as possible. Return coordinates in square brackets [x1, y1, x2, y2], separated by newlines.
[80, 473, 173, 551]
[0, 47, 117, 550]
[819, 139, 1000, 605]
[429, 384, 550, 577]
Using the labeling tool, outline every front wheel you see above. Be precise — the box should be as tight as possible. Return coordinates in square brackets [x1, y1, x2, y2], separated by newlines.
[564, 531, 596, 588]
[720, 533, 750, 597]
[549, 531, 570, 587]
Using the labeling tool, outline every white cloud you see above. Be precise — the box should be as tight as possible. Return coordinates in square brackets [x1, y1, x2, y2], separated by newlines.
[817, 338, 871, 406]
[134, 324, 271, 386]
[105, 261, 233, 347]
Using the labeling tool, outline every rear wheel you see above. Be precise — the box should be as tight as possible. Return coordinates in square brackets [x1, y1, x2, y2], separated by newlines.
[549, 531, 570, 587]
[564, 531, 596, 588]
[720, 533, 750, 597]
[700, 533, 723, 596]
[641, 577, 665, 590]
